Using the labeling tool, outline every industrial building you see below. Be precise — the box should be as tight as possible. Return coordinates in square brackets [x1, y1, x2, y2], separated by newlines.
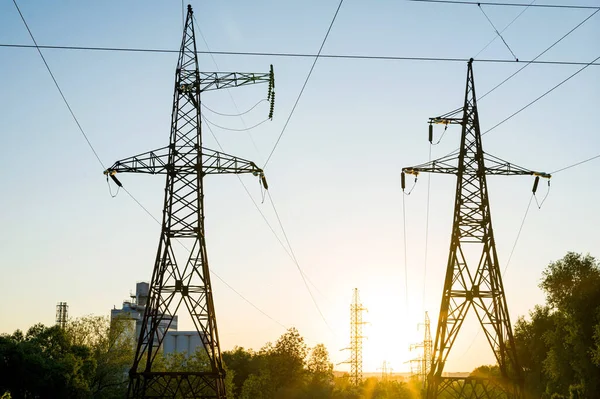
[111, 282, 203, 357]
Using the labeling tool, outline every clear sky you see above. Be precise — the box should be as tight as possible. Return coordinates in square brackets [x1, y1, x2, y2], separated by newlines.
[1, 0, 599, 374]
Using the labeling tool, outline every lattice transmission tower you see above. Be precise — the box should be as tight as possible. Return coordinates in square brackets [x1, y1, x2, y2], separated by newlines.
[409, 312, 432, 391]
[402, 59, 550, 399]
[56, 302, 68, 329]
[104, 5, 274, 398]
[341, 288, 367, 386]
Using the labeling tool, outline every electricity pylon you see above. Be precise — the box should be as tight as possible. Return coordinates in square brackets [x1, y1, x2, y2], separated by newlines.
[56, 302, 68, 329]
[409, 312, 432, 391]
[341, 288, 367, 386]
[377, 360, 392, 381]
[104, 5, 274, 398]
[402, 59, 550, 399]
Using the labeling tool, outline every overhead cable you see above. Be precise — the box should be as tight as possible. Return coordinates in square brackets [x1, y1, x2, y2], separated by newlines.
[551, 154, 600, 174]
[195, 24, 330, 317]
[461, 193, 535, 358]
[422, 145, 433, 312]
[122, 186, 288, 331]
[503, 195, 534, 275]
[266, 190, 336, 335]
[201, 98, 267, 117]
[477, 4, 519, 61]
[473, 0, 535, 59]
[3, 43, 600, 67]
[202, 114, 270, 131]
[482, 53, 600, 136]
[11, 0, 106, 170]
[406, 0, 600, 10]
[402, 193, 410, 306]
[195, 15, 264, 161]
[479, 7, 600, 101]
[202, 116, 333, 333]
[262, 0, 345, 169]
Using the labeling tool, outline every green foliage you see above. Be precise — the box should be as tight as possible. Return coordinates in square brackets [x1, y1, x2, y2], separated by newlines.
[514, 252, 600, 399]
[69, 315, 135, 398]
[223, 328, 416, 399]
[2, 320, 417, 398]
[223, 346, 260, 398]
[0, 324, 95, 398]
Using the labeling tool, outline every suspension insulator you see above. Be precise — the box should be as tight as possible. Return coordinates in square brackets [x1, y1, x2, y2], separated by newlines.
[261, 174, 269, 190]
[110, 174, 123, 188]
[428, 124, 433, 143]
[532, 176, 540, 194]
[401, 172, 406, 190]
[269, 91, 275, 120]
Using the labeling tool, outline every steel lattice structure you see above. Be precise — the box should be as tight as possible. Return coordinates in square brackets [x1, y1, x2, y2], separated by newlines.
[409, 312, 432, 391]
[341, 288, 367, 386]
[56, 302, 68, 329]
[104, 6, 274, 398]
[402, 59, 550, 399]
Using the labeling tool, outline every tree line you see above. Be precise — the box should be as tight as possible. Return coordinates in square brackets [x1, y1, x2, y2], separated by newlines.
[1, 252, 598, 398]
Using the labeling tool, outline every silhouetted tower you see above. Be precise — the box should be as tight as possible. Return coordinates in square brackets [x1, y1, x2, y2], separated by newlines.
[402, 59, 550, 399]
[342, 288, 367, 386]
[56, 302, 68, 329]
[104, 5, 274, 398]
[409, 312, 432, 390]
[377, 360, 392, 381]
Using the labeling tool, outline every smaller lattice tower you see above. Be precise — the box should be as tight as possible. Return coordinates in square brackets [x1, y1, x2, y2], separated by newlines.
[342, 288, 367, 386]
[56, 302, 68, 329]
[378, 360, 392, 381]
[409, 312, 433, 390]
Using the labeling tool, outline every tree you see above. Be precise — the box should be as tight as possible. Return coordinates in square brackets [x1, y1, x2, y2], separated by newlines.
[264, 327, 308, 393]
[513, 253, 600, 399]
[223, 346, 260, 398]
[240, 372, 275, 399]
[67, 315, 134, 398]
[303, 344, 334, 398]
[307, 344, 334, 383]
[0, 324, 96, 398]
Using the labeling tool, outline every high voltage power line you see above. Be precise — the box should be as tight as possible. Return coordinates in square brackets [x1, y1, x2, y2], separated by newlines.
[192, 8, 340, 334]
[3, 44, 600, 67]
[202, 116, 336, 335]
[473, 0, 535, 59]
[263, 0, 345, 169]
[407, 0, 600, 9]
[483, 53, 600, 136]
[551, 154, 600, 175]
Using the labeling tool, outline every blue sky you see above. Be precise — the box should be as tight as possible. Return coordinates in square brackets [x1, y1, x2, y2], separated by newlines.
[1, 0, 599, 373]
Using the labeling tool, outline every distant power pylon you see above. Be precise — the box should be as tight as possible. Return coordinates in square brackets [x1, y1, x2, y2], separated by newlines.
[377, 360, 393, 381]
[409, 312, 432, 390]
[104, 5, 274, 398]
[341, 288, 367, 386]
[402, 59, 550, 399]
[56, 302, 68, 329]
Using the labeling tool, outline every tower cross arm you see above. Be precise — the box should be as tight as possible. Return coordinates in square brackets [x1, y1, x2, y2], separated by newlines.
[193, 66, 275, 93]
[103, 146, 268, 187]
[483, 153, 551, 177]
[402, 153, 460, 176]
[201, 147, 265, 178]
[103, 146, 170, 176]
[402, 152, 551, 178]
